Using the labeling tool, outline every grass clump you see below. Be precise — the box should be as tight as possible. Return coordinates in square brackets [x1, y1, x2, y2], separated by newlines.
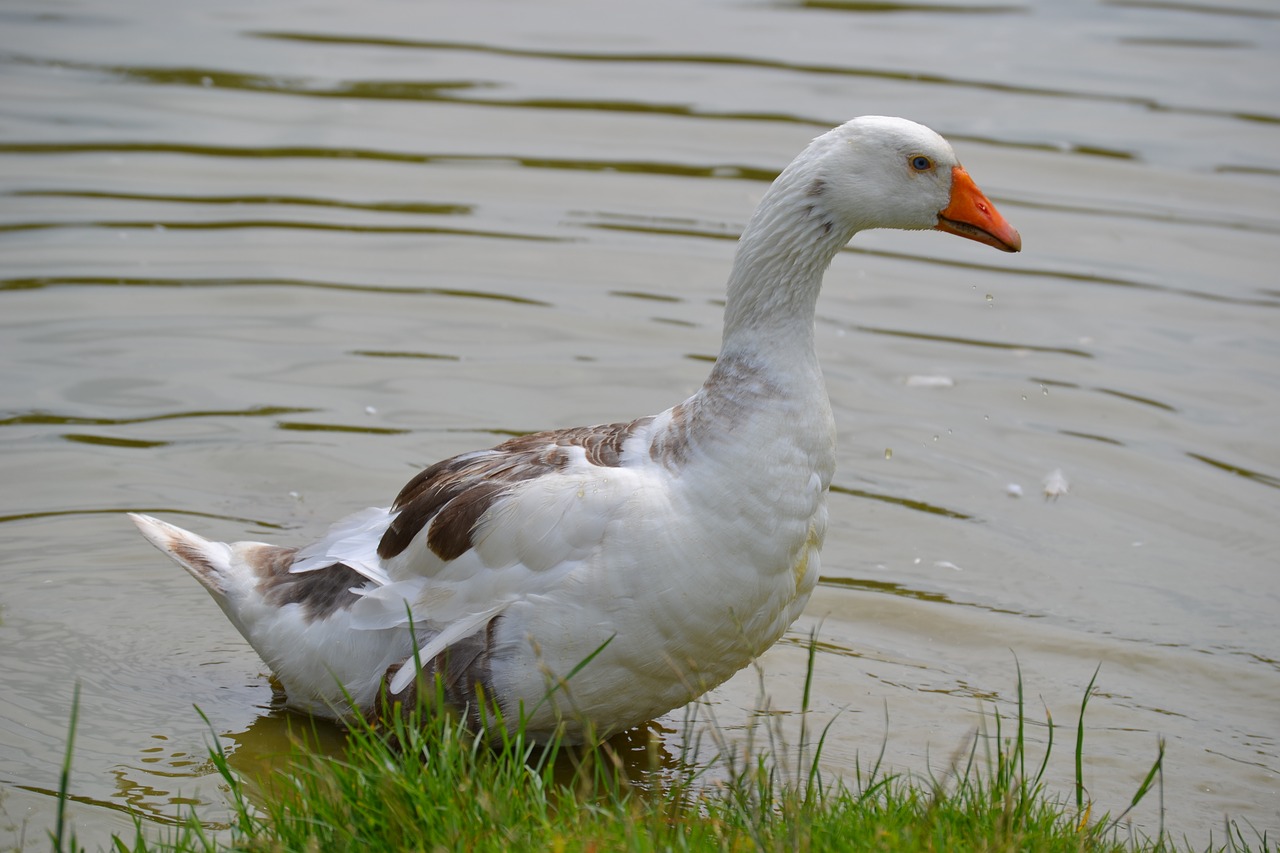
[54, 649, 1272, 852]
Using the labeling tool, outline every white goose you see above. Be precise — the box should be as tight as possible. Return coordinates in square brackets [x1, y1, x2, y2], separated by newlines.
[132, 116, 1020, 743]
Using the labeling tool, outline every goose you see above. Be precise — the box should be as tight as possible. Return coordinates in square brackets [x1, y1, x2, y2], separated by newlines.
[132, 116, 1020, 743]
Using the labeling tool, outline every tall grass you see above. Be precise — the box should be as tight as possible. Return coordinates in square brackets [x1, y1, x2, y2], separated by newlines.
[51, 682, 80, 853]
[48, 647, 1273, 852]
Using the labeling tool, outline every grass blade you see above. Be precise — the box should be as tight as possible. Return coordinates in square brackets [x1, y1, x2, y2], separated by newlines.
[52, 681, 81, 853]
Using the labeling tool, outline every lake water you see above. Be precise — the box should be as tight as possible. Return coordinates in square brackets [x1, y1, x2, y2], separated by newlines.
[1, 0, 1277, 847]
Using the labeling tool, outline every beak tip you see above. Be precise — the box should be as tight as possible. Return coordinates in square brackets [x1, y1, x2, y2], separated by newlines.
[937, 168, 1021, 254]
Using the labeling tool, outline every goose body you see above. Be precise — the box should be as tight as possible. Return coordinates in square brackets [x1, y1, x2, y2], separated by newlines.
[132, 116, 1020, 742]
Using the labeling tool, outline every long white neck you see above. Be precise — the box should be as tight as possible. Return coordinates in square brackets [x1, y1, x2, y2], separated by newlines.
[645, 141, 854, 495]
[718, 150, 860, 375]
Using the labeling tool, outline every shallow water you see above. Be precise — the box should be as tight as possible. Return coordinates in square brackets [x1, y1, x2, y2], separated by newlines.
[2, 0, 1278, 846]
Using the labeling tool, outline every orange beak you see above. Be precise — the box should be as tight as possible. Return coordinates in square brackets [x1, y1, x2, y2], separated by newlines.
[935, 166, 1021, 253]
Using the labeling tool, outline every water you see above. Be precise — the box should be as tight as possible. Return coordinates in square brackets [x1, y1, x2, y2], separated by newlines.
[2, 0, 1278, 846]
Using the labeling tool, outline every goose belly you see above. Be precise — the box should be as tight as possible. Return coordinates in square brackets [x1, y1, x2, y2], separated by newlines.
[489, 470, 829, 739]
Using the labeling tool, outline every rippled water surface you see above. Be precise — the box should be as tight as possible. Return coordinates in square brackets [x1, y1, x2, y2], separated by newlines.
[2, 0, 1278, 847]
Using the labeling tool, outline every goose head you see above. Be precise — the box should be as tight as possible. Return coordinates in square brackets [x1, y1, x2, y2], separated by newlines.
[795, 115, 1021, 252]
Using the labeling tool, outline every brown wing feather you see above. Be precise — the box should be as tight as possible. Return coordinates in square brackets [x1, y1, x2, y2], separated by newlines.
[243, 544, 366, 621]
[377, 417, 654, 562]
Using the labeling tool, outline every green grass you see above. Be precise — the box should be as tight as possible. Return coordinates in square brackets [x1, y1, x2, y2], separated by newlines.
[52, 647, 1272, 853]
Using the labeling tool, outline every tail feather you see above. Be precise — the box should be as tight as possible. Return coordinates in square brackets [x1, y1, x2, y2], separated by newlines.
[129, 513, 235, 596]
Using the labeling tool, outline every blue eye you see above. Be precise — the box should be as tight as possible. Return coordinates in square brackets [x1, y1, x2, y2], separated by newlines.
[910, 155, 932, 171]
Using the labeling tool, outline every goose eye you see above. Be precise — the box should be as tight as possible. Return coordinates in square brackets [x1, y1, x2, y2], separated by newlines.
[910, 155, 933, 172]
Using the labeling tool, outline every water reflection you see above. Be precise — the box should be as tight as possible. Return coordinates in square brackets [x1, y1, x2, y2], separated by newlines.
[1032, 377, 1178, 412]
[221, 708, 349, 807]
[0, 275, 555, 303]
[1058, 429, 1125, 446]
[791, 1, 1022, 12]
[274, 421, 410, 435]
[350, 350, 462, 360]
[1103, 0, 1280, 20]
[1186, 452, 1280, 490]
[14, 189, 475, 217]
[0, 507, 287, 529]
[1, 218, 562, 241]
[815, 575, 1030, 618]
[217, 707, 702, 816]
[243, 29, 1255, 138]
[0, 405, 315, 426]
[828, 484, 973, 520]
[62, 434, 169, 448]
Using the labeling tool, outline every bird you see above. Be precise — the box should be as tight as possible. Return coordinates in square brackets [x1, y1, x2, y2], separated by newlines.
[132, 116, 1021, 744]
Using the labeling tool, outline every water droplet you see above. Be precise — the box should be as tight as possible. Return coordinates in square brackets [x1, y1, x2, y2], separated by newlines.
[884, 447, 893, 460]
[1041, 384, 1049, 396]
[985, 293, 994, 307]
[931, 435, 939, 442]
[1021, 394, 1027, 401]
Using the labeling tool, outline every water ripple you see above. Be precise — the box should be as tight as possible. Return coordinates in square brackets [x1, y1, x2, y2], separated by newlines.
[1186, 452, 1280, 490]
[274, 421, 410, 436]
[828, 483, 974, 520]
[815, 575, 1028, 617]
[970, 261, 1280, 309]
[583, 213, 1280, 309]
[12, 47, 1272, 148]
[1008, 196, 1280, 237]
[0, 406, 314, 428]
[0, 218, 559, 241]
[855, 327, 1093, 358]
[1103, 0, 1280, 20]
[0, 507, 286, 529]
[0, 276, 551, 304]
[243, 32, 1280, 126]
[0, 140, 781, 181]
[349, 350, 461, 361]
[1059, 429, 1126, 446]
[13, 189, 473, 217]
[1031, 378, 1180, 412]
[61, 434, 170, 449]
[791, 1, 1022, 12]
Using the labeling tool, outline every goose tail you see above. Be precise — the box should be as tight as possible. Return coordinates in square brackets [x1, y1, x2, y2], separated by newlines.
[129, 512, 237, 598]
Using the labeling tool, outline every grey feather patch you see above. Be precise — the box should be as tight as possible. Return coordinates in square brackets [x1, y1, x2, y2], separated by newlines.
[650, 354, 780, 469]
[251, 545, 364, 621]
